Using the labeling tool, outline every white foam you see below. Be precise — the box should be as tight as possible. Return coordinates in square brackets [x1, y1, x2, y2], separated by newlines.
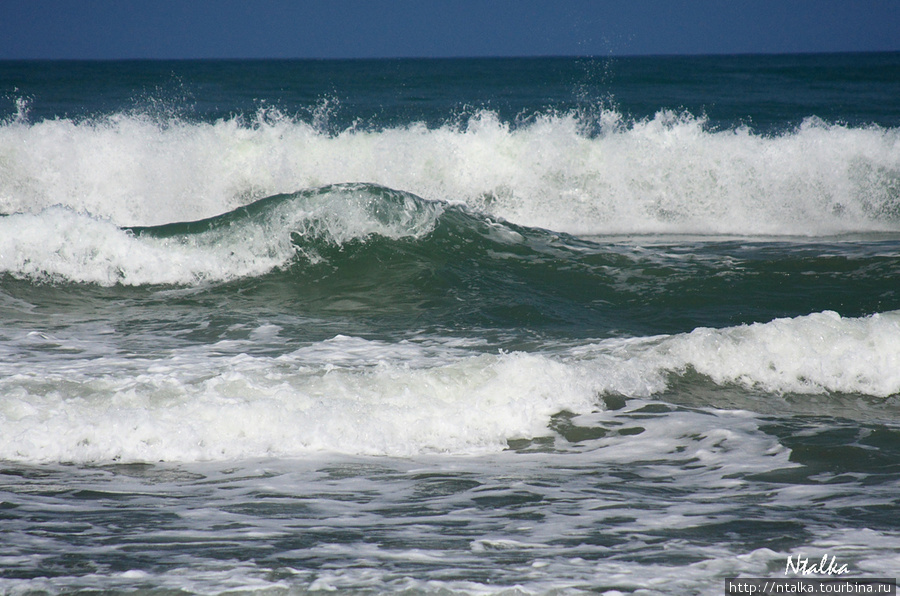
[0, 342, 601, 462]
[0, 207, 287, 284]
[2, 109, 898, 235]
[0, 311, 897, 464]
[571, 309, 900, 402]
[660, 310, 900, 397]
[591, 309, 900, 398]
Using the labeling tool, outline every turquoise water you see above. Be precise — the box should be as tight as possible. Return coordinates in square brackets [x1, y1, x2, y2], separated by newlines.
[1, 54, 899, 594]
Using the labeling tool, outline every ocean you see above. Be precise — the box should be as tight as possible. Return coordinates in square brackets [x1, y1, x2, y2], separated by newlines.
[1, 53, 899, 594]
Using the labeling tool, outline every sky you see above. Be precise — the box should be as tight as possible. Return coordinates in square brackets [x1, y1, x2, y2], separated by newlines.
[2, 0, 899, 60]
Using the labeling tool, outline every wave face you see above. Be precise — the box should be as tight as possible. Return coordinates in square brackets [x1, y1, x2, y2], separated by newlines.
[2, 106, 899, 236]
[0, 183, 441, 285]
[2, 181, 897, 339]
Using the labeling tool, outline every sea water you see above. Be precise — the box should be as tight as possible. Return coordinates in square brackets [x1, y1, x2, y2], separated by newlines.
[1, 54, 899, 594]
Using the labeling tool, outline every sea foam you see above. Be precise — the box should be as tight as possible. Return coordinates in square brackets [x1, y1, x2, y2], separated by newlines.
[2, 107, 899, 235]
[1, 311, 896, 463]
[585, 309, 900, 398]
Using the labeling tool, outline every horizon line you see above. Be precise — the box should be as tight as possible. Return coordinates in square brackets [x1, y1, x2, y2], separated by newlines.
[2, 49, 899, 63]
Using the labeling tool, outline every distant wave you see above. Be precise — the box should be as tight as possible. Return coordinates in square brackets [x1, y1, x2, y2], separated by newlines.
[2, 107, 899, 235]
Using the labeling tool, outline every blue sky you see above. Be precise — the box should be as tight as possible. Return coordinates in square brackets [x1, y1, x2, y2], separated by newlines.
[2, 0, 899, 60]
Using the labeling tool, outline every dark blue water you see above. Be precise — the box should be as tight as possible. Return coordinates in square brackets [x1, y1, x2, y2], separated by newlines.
[5, 53, 900, 129]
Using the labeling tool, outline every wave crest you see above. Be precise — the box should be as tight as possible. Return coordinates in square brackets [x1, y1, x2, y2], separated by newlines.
[2, 107, 899, 235]
[0, 184, 443, 285]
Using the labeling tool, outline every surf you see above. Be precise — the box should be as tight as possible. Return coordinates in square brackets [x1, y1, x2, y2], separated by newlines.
[1, 310, 897, 464]
[2, 105, 899, 236]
